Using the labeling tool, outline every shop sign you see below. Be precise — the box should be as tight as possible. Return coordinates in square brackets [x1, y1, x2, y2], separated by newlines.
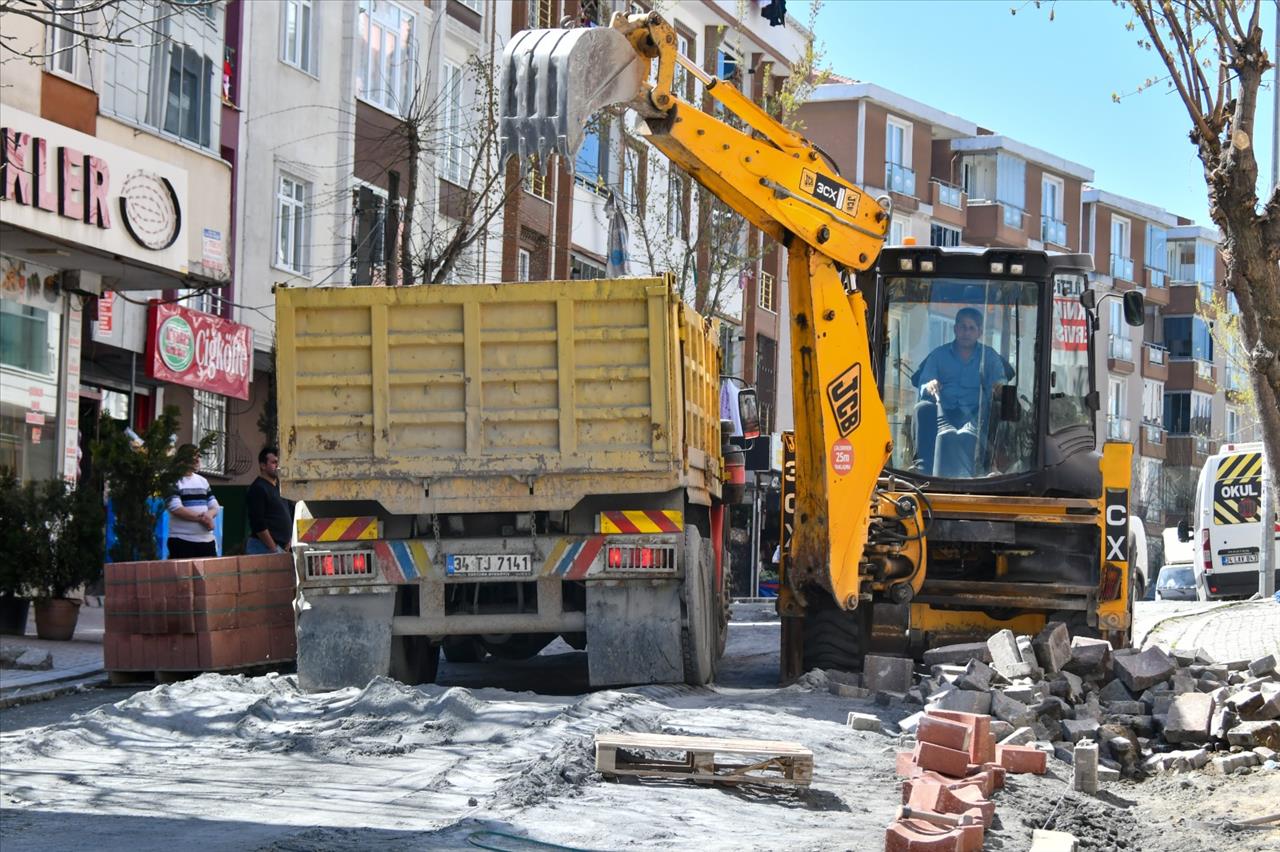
[0, 105, 188, 274]
[98, 290, 116, 334]
[25, 410, 44, 425]
[146, 301, 252, 400]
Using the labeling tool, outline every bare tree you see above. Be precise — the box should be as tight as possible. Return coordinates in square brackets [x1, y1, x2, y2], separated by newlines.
[1115, 0, 1280, 497]
[0, 0, 218, 61]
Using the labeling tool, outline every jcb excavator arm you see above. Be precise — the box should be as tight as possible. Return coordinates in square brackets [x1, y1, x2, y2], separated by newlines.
[499, 12, 896, 611]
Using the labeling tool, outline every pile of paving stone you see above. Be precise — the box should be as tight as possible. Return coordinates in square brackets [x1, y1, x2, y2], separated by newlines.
[838, 623, 1280, 784]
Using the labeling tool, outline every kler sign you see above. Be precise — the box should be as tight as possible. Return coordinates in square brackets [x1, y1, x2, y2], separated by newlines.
[146, 301, 252, 400]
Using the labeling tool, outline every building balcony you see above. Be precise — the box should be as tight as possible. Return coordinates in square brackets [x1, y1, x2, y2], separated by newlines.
[963, 201, 1027, 247]
[1168, 358, 1216, 392]
[1141, 342, 1169, 381]
[1110, 254, 1135, 283]
[1107, 334, 1135, 373]
[1040, 215, 1067, 247]
[886, 162, 916, 197]
[1167, 434, 1214, 467]
[929, 179, 966, 228]
[1139, 421, 1167, 459]
[1106, 415, 1132, 442]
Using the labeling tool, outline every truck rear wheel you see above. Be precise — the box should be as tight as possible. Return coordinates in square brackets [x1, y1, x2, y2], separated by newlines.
[389, 636, 440, 686]
[682, 525, 717, 685]
[801, 593, 867, 674]
[480, 633, 556, 660]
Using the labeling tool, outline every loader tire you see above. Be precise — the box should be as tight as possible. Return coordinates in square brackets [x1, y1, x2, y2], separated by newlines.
[389, 636, 440, 686]
[480, 633, 556, 660]
[801, 601, 867, 674]
[682, 525, 717, 686]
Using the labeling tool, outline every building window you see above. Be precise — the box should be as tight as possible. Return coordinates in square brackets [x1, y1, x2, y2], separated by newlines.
[675, 32, 693, 100]
[161, 43, 215, 148]
[1164, 390, 1212, 437]
[1162, 315, 1214, 362]
[281, 0, 315, 74]
[440, 62, 470, 185]
[930, 223, 960, 248]
[889, 218, 906, 245]
[192, 390, 226, 476]
[46, 0, 82, 77]
[570, 253, 605, 280]
[0, 294, 62, 483]
[1041, 174, 1065, 245]
[526, 164, 549, 199]
[1142, 379, 1163, 424]
[275, 174, 309, 274]
[1110, 215, 1133, 280]
[575, 118, 609, 193]
[666, 170, 688, 238]
[351, 184, 389, 285]
[885, 116, 914, 195]
[757, 271, 775, 313]
[517, 249, 531, 282]
[754, 334, 776, 432]
[356, 0, 415, 115]
[622, 144, 644, 213]
[529, 0, 553, 28]
[1145, 224, 1167, 287]
[456, 0, 482, 11]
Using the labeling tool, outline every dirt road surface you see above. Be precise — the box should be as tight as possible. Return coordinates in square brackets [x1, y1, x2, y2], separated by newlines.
[2, 604, 1276, 851]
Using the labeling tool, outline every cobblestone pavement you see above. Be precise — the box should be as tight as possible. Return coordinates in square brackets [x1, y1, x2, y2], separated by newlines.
[1140, 599, 1280, 662]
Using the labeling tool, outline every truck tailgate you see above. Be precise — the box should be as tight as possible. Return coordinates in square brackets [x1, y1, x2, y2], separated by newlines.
[277, 277, 720, 513]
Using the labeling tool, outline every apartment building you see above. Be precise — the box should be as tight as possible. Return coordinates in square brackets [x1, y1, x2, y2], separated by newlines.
[795, 80, 1257, 557]
[1, 1, 236, 485]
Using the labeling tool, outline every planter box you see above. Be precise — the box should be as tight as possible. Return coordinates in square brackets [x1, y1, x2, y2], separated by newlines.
[104, 554, 296, 672]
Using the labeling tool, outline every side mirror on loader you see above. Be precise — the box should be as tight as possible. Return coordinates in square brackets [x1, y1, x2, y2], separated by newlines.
[1122, 290, 1145, 326]
[737, 388, 761, 441]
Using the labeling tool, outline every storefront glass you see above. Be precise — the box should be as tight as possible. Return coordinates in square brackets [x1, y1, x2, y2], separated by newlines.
[1, 256, 64, 482]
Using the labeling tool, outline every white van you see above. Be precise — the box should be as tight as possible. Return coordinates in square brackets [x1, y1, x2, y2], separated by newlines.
[1186, 443, 1279, 599]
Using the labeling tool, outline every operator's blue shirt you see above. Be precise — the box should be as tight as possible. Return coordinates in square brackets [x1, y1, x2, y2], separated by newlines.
[913, 342, 1014, 419]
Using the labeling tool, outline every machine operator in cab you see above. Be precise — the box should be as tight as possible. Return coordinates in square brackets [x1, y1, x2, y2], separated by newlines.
[912, 307, 1014, 478]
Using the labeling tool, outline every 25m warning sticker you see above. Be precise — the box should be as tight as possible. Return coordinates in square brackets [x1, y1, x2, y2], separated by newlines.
[1214, 451, 1263, 525]
[800, 168, 861, 217]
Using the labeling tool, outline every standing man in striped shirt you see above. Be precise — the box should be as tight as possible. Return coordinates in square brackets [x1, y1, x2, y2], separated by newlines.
[166, 447, 221, 558]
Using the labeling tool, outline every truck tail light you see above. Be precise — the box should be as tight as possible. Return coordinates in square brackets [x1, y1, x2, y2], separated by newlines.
[305, 549, 377, 580]
[604, 545, 675, 571]
[1201, 528, 1212, 576]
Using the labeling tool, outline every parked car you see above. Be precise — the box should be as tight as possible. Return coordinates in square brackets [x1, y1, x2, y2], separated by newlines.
[1155, 563, 1198, 601]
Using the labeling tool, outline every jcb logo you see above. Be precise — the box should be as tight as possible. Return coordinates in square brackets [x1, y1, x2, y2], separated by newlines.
[826, 364, 861, 437]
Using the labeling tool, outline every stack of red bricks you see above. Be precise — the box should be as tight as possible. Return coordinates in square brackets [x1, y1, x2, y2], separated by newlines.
[887, 708, 1047, 851]
[104, 554, 296, 673]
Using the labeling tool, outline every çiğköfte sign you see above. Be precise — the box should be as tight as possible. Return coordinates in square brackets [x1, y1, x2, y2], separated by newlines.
[0, 105, 188, 274]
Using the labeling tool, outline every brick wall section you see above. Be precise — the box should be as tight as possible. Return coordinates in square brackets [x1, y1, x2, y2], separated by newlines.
[104, 554, 296, 672]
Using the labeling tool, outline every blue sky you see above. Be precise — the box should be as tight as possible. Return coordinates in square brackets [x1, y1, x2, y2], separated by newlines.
[802, 0, 1278, 226]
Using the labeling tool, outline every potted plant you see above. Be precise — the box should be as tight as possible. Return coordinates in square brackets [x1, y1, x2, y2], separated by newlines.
[0, 468, 37, 635]
[94, 407, 210, 563]
[30, 477, 106, 641]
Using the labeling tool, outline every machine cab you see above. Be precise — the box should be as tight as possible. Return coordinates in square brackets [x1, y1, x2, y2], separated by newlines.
[865, 246, 1141, 498]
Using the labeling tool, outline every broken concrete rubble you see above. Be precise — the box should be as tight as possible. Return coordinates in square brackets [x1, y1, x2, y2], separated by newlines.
[1113, 646, 1176, 693]
[1032, 622, 1072, 673]
[1163, 693, 1213, 744]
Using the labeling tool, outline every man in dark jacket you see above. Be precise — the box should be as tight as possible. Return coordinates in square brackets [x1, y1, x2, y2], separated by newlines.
[246, 446, 292, 554]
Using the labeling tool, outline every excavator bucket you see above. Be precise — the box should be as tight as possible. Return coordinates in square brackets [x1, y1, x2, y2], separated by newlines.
[499, 25, 646, 169]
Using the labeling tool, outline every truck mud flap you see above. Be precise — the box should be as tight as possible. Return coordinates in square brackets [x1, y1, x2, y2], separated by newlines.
[296, 590, 395, 692]
[585, 581, 683, 687]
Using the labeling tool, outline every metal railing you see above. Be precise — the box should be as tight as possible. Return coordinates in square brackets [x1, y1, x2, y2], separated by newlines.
[1143, 342, 1167, 365]
[886, 162, 916, 196]
[1040, 215, 1067, 246]
[1107, 415, 1132, 441]
[1110, 254, 1134, 281]
[1108, 333, 1133, 361]
[1145, 266, 1166, 288]
[1142, 421, 1165, 445]
[932, 179, 962, 209]
[1194, 358, 1215, 384]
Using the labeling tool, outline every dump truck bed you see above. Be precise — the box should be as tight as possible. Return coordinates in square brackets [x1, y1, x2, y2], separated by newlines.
[277, 277, 721, 515]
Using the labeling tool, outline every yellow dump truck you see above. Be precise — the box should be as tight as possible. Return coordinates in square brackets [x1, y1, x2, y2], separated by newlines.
[277, 276, 754, 690]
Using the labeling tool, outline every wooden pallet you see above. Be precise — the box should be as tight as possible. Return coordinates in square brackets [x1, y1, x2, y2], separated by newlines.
[594, 732, 813, 789]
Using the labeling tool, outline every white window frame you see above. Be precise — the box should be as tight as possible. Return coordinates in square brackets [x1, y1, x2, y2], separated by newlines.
[757, 270, 775, 313]
[1142, 379, 1164, 424]
[356, 0, 416, 116]
[1112, 214, 1131, 259]
[350, 180, 391, 284]
[886, 116, 912, 168]
[1041, 174, 1064, 220]
[193, 389, 227, 476]
[46, 0, 82, 79]
[1108, 378, 1125, 419]
[275, 173, 309, 275]
[281, 0, 317, 76]
[517, 248, 531, 282]
[889, 218, 906, 245]
[440, 61, 471, 186]
[930, 222, 960, 248]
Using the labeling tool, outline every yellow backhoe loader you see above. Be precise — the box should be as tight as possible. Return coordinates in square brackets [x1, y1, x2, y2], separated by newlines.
[499, 12, 1143, 679]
